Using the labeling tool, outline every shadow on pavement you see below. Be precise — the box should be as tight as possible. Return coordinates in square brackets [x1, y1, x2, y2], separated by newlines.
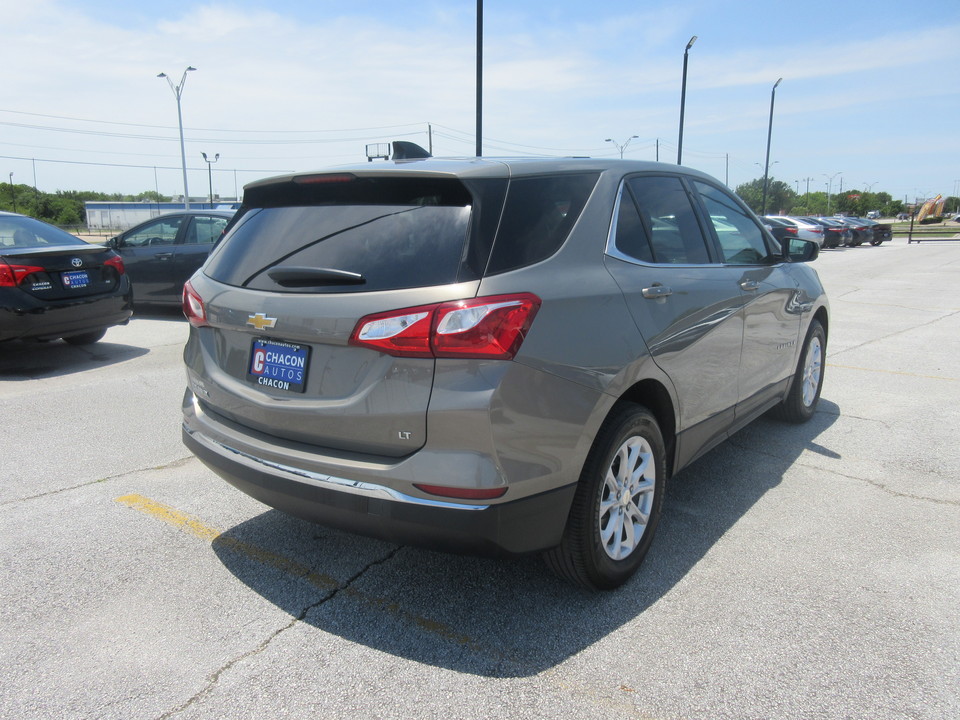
[0, 338, 149, 380]
[212, 401, 840, 678]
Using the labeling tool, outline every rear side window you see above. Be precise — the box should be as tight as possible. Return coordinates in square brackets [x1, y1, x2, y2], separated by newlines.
[486, 173, 599, 274]
[185, 216, 229, 245]
[204, 177, 492, 293]
[624, 176, 711, 264]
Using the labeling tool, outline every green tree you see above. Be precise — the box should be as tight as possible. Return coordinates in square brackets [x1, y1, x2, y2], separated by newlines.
[734, 177, 796, 215]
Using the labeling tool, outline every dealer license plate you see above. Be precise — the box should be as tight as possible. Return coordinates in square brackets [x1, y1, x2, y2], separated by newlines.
[248, 339, 309, 393]
[61, 270, 90, 289]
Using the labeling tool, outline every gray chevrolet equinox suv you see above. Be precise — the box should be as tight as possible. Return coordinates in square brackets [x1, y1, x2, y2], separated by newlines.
[181, 157, 828, 590]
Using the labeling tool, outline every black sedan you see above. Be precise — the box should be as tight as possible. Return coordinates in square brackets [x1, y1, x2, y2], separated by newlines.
[0, 211, 132, 344]
[107, 210, 233, 305]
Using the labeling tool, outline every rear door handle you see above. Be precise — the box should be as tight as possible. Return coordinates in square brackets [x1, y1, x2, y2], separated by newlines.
[155, 252, 173, 260]
[740, 280, 761, 292]
[642, 284, 673, 299]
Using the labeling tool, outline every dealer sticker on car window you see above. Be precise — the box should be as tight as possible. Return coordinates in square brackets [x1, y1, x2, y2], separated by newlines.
[248, 339, 309, 393]
[61, 270, 90, 289]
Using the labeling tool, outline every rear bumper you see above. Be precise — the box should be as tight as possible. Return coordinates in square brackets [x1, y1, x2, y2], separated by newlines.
[0, 285, 133, 342]
[182, 394, 577, 556]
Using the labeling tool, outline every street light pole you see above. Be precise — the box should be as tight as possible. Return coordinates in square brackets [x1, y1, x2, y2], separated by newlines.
[158, 66, 196, 209]
[475, 0, 483, 157]
[677, 35, 697, 165]
[823, 172, 842, 214]
[201, 152, 219, 205]
[761, 77, 782, 215]
[605, 135, 639, 158]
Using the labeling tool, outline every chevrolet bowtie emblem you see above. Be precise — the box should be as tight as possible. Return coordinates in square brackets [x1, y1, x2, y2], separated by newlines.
[246, 313, 277, 330]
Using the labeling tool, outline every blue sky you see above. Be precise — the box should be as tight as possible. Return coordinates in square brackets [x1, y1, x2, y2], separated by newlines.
[2, 0, 958, 204]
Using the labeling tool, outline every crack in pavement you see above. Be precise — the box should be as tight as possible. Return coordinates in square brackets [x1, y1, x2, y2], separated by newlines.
[110, 495, 522, 718]
[727, 436, 960, 506]
[157, 546, 404, 720]
[0, 456, 196, 507]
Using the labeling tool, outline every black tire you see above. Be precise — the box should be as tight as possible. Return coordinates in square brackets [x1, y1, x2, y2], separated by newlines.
[544, 404, 665, 591]
[63, 329, 107, 346]
[870, 239, 882, 246]
[771, 319, 825, 423]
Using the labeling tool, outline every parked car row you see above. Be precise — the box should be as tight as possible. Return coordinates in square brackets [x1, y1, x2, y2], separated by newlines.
[764, 215, 892, 248]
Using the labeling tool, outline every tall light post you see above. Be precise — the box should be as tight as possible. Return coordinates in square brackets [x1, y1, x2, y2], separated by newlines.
[201, 152, 219, 205]
[761, 77, 782, 215]
[863, 181, 877, 192]
[158, 66, 196, 209]
[605, 135, 639, 158]
[7, 172, 15, 214]
[475, 0, 483, 157]
[677, 35, 697, 165]
[823, 172, 842, 214]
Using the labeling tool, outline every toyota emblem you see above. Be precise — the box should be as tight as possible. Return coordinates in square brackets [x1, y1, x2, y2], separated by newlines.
[71, 258, 83, 268]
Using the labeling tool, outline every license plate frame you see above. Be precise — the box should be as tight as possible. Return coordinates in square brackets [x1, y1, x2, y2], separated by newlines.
[248, 338, 310, 393]
[61, 270, 90, 289]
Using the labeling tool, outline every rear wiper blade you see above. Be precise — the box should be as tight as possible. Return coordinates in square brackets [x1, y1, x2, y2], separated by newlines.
[266, 266, 365, 287]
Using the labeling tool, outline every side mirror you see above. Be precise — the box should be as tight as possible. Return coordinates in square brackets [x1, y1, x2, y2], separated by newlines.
[781, 237, 819, 263]
[107, 236, 121, 249]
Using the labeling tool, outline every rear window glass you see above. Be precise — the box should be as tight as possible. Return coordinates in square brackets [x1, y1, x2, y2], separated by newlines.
[204, 177, 490, 293]
[0, 216, 87, 248]
[486, 173, 599, 275]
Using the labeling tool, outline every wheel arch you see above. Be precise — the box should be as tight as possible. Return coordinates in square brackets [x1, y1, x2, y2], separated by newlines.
[813, 305, 829, 341]
[609, 378, 678, 478]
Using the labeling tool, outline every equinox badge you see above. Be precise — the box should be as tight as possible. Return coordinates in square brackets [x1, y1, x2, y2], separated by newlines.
[247, 313, 277, 330]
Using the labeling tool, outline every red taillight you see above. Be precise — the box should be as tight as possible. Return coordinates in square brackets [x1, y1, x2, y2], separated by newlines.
[0, 260, 45, 287]
[182, 280, 208, 328]
[413, 483, 508, 500]
[786, 227, 798, 235]
[350, 293, 541, 360]
[293, 173, 357, 185]
[104, 255, 126, 275]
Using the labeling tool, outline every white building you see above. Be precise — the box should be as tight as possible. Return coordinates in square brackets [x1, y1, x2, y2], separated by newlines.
[84, 200, 240, 231]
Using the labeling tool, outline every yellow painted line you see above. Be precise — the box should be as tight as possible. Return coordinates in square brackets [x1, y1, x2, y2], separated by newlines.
[116, 493, 338, 589]
[114, 494, 487, 655]
[116, 493, 220, 542]
[826, 363, 958, 382]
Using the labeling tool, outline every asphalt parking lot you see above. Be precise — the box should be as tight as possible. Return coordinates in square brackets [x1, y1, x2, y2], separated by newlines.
[1, 239, 958, 720]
